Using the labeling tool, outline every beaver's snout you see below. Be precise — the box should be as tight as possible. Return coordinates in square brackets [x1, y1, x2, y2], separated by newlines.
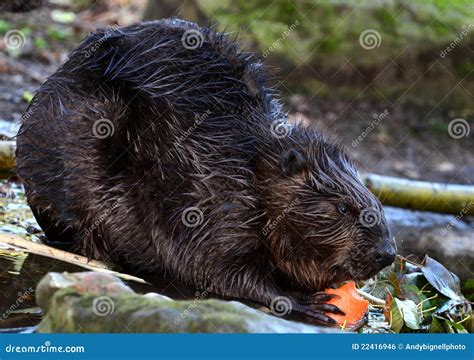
[374, 241, 396, 269]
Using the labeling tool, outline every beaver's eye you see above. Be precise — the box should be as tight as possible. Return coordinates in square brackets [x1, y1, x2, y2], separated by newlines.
[337, 203, 348, 215]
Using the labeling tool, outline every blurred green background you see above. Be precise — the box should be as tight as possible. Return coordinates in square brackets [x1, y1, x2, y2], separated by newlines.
[149, 0, 474, 111]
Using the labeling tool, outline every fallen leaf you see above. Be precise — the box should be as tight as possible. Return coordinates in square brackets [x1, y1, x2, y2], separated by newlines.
[421, 256, 462, 301]
[429, 315, 445, 333]
[394, 298, 420, 330]
[388, 296, 404, 333]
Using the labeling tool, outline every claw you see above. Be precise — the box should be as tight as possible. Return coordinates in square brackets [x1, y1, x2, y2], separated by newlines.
[290, 302, 340, 326]
[304, 310, 338, 326]
[310, 303, 345, 315]
[300, 291, 345, 324]
[303, 292, 340, 305]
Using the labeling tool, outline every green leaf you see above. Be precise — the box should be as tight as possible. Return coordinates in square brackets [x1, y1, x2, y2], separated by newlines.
[394, 298, 421, 330]
[34, 37, 48, 50]
[47, 26, 73, 41]
[444, 320, 468, 334]
[22, 91, 34, 104]
[401, 284, 428, 308]
[465, 279, 474, 289]
[389, 297, 404, 333]
[464, 279, 474, 302]
[429, 315, 445, 333]
[0, 19, 11, 34]
[421, 256, 462, 301]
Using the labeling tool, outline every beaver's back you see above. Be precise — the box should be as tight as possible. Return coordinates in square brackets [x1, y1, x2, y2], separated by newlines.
[16, 20, 279, 266]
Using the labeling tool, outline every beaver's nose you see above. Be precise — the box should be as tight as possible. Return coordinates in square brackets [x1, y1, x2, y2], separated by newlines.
[374, 243, 396, 269]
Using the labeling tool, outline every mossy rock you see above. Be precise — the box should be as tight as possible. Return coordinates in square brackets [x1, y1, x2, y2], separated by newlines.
[36, 272, 332, 333]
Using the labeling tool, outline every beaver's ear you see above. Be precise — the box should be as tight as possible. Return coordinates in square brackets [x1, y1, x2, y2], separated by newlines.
[281, 149, 306, 176]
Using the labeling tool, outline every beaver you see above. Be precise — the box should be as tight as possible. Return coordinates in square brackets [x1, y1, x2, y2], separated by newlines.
[16, 19, 395, 325]
[0, 0, 42, 12]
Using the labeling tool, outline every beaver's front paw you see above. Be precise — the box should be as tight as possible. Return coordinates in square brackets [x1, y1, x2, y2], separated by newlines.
[292, 294, 345, 326]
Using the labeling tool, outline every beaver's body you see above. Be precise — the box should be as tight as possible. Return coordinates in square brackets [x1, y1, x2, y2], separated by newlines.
[0, 0, 42, 12]
[16, 19, 395, 324]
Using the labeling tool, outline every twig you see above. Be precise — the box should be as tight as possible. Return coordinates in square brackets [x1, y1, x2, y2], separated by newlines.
[1, 233, 107, 268]
[0, 233, 147, 284]
[356, 289, 385, 306]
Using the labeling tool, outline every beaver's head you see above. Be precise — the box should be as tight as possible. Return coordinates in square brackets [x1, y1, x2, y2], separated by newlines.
[259, 125, 396, 292]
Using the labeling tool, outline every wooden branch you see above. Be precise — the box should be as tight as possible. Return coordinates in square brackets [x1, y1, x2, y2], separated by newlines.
[1, 233, 107, 268]
[362, 173, 474, 216]
[356, 289, 385, 306]
[0, 233, 147, 284]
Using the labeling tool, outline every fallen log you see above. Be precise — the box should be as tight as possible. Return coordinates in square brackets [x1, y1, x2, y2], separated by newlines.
[362, 173, 474, 216]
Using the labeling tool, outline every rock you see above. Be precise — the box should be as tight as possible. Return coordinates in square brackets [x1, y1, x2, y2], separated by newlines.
[386, 206, 474, 283]
[0, 119, 20, 139]
[35, 272, 134, 312]
[143, 292, 172, 301]
[36, 272, 333, 333]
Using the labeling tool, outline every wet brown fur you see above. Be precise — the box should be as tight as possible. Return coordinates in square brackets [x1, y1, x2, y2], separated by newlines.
[0, 0, 42, 12]
[16, 19, 395, 320]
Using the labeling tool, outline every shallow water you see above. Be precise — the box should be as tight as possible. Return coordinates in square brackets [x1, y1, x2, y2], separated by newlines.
[0, 181, 42, 238]
[0, 248, 86, 332]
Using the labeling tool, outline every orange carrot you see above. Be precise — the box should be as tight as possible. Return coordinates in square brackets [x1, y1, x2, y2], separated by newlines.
[325, 281, 369, 327]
